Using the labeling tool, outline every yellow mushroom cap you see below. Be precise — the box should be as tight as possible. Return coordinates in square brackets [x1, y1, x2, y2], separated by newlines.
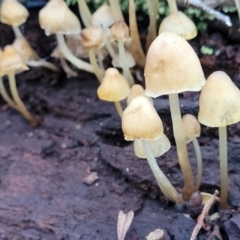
[127, 84, 152, 106]
[81, 27, 106, 50]
[92, 5, 115, 28]
[110, 21, 130, 42]
[182, 114, 201, 143]
[39, 0, 81, 36]
[0, 0, 29, 27]
[134, 133, 170, 159]
[159, 11, 197, 40]
[112, 50, 136, 69]
[97, 68, 130, 102]
[0, 45, 29, 76]
[12, 36, 40, 63]
[122, 95, 163, 141]
[198, 71, 240, 127]
[144, 32, 206, 97]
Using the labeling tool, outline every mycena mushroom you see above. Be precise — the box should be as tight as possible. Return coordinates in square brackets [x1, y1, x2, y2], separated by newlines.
[198, 71, 240, 209]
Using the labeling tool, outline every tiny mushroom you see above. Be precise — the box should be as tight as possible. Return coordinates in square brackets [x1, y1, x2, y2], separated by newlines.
[122, 95, 183, 203]
[182, 114, 202, 189]
[92, 4, 116, 59]
[81, 26, 106, 82]
[111, 21, 134, 86]
[144, 32, 206, 200]
[39, 0, 93, 73]
[0, 45, 36, 126]
[198, 71, 240, 209]
[0, 0, 29, 37]
[97, 68, 130, 118]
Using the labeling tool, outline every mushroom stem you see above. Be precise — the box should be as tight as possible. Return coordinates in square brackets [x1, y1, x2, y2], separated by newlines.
[96, 50, 105, 72]
[114, 101, 123, 118]
[59, 57, 78, 78]
[192, 137, 202, 189]
[88, 49, 104, 83]
[27, 60, 59, 72]
[56, 33, 94, 73]
[219, 126, 228, 209]
[146, 0, 158, 51]
[8, 72, 36, 126]
[118, 41, 134, 87]
[109, 0, 124, 21]
[129, 0, 146, 67]
[167, 0, 178, 14]
[142, 139, 183, 203]
[105, 39, 116, 59]
[12, 26, 23, 38]
[77, 0, 92, 27]
[168, 93, 195, 200]
[0, 77, 19, 110]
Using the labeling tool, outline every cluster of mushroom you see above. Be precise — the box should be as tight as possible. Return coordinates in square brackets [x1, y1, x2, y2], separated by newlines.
[0, 0, 239, 209]
[0, 0, 60, 125]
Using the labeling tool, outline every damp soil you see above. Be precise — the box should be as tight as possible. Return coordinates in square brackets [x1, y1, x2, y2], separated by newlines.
[1, 8, 240, 240]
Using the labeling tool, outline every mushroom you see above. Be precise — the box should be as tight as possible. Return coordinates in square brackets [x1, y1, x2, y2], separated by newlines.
[159, 11, 197, 40]
[111, 21, 134, 86]
[0, 45, 36, 126]
[38, 0, 93, 73]
[182, 114, 202, 189]
[198, 71, 240, 209]
[144, 32, 206, 200]
[97, 68, 130, 118]
[92, 4, 116, 59]
[0, 0, 29, 37]
[13, 36, 59, 72]
[122, 95, 183, 203]
[81, 26, 106, 83]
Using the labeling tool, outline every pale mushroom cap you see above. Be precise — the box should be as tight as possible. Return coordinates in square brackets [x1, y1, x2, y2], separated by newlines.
[92, 5, 115, 28]
[0, 0, 29, 26]
[13, 36, 39, 63]
[97, 68, 130, 102]
[182, 114, 201, 143]
[159, 11, 197, 40]
[81, 27, 106, 50]
[144, 32, 206, 97]
[127, 84, 152, 106]
[122, 96, 163, 141]
[0, 45, 29, 76]
[134, 133, 170, 159]
[39, 0, 81, 36]
[198, 71, 240, 127]
[112, 50, 136, 68]
[146, 229, 164, 240]
[110, 21, 130, 42]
